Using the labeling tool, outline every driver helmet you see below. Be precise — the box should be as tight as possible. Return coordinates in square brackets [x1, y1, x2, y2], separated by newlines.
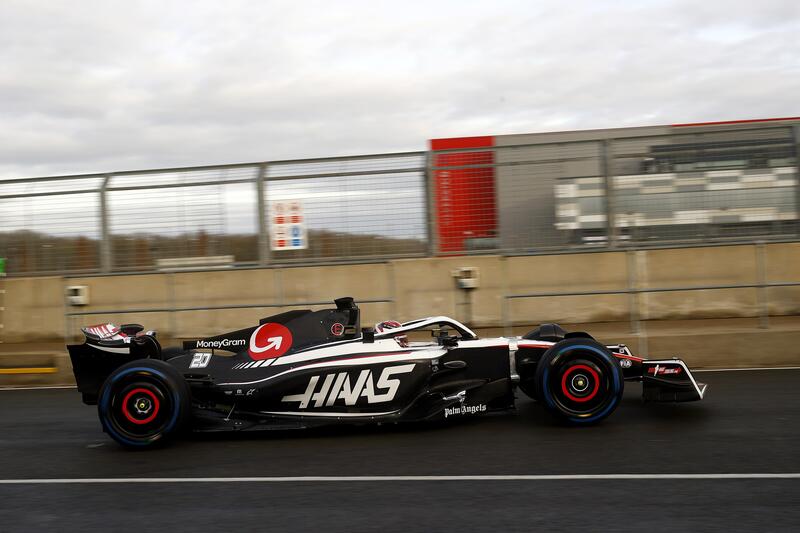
[374, 320, 409, 347]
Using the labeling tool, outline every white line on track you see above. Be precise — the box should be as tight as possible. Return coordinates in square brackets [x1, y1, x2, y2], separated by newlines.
[0, 474, 798, 484]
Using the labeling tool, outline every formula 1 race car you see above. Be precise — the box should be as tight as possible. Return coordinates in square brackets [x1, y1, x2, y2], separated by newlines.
[67, 297, 707, 448]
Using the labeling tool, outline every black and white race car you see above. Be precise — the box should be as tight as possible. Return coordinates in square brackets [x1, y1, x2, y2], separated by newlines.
[68, 297, 706, 448]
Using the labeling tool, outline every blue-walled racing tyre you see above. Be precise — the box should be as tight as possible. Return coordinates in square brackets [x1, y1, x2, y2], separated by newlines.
[97, 359, 191, 448]
[535, 338, 624, 425]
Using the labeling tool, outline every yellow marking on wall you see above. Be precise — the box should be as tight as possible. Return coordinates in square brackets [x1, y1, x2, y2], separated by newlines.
[0, 367, 58, 375]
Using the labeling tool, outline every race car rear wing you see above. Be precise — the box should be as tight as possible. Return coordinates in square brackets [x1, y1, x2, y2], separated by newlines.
[68, 327, 162, 405]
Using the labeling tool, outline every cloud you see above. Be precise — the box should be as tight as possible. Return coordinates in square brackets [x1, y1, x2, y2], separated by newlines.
[0, 0, 798, 179]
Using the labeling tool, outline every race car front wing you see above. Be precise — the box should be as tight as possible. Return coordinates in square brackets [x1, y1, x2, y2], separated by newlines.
[640, 359, 707, 402]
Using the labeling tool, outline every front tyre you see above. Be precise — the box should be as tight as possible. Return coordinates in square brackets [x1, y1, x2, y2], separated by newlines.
[97, 359, 191, 448]
[535, 338, 623, 425]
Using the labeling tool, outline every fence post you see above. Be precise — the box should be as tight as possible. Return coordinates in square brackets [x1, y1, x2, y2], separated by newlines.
[626, 250, 641, 335]
[502, 297, 512, 337]
[99, 175, 112, 273]
[0, 262, 5, 346]
[425, 150, 438, 256]
[256, 164, 270, 266]
[755, 241, 769, 329]
[168, 271, 178, 340]
[793, 125, 800, 238]
[501, 255, 512, 336]
[602, 139, 617, 248]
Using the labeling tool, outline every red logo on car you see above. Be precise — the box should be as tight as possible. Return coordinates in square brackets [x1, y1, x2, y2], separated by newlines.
[248, 323, 292, 360]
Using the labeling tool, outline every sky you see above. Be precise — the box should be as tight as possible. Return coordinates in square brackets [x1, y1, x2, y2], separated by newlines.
[1, 0, 799, 180]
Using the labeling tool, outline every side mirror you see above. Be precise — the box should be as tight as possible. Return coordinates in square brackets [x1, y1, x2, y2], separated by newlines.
[362, 327, 375, 343]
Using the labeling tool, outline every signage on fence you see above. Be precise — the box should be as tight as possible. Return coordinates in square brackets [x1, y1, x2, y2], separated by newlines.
[270, 201, 307, 250]
[0, 257, 5, 276]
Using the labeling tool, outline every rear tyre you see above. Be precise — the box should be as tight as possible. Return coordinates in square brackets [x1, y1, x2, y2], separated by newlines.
[97, 359, 191, 448]
[535, 338, 623, 425]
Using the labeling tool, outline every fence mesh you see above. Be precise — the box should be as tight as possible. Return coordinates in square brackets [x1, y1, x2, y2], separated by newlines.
[0, 154, 427, 275]
[432, 140, 608, 253]
[432, 125, 798, 254]
[0, 190, 102, 274]
[1, 124, 798, 276]
[265, 153, 427, 261]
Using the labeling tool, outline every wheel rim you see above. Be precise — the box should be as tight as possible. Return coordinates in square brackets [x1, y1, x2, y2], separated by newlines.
[121, 387, 161, 425]
[107, 375, 174, 442]
[549, 353, 615, 418]
[560, 363, 600, 403]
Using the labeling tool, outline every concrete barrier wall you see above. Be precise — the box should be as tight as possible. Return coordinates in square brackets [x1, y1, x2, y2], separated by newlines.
[3, 276, 65, 343]
[505, 252, 630, 324]
[638, 245, 758, 319]
[765, 243, 800, 316]
[3, 242, 800, 345]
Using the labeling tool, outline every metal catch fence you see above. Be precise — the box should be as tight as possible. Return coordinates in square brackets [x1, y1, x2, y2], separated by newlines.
[0, 153, 427, 275]
[2, 122, 799, 276]
[430, 124, 800, 254]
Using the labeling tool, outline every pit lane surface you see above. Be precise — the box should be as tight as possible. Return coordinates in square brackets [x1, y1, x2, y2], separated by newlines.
[1, 370, 798, 532]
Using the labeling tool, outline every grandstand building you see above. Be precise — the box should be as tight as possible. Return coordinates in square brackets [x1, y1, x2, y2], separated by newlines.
[430, 117, 800, 252]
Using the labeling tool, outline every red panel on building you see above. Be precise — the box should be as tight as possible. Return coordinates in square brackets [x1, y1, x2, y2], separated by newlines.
[430, 136, 496, 253]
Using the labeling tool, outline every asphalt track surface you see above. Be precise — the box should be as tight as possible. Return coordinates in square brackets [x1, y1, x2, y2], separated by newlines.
[1, 369, 799, 532]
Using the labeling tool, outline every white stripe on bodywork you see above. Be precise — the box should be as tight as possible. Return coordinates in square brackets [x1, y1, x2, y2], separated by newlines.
[219, 349, 445, 387]
[274, 337, 509, 368]
[300, 352, 444, 370]
[233, 360, 274, 369]
[89, 344, 130, 354]
[260, 410, 399, 418]
[272, 339, 424, 366]
[456, 339, 510, 349]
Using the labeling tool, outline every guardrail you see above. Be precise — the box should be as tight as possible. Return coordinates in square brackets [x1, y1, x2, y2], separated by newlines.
[502, 281, 800, 337]
[501, 242, 800, 338]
